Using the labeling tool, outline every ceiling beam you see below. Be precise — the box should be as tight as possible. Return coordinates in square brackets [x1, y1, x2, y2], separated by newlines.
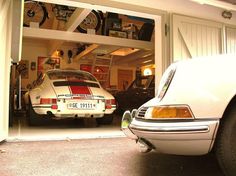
[23, 27, 154, 49]
[64, 8, 91, 32]
[73, 44, 99, 61]
[114, 50, 154, 65]
[48, 8, 92, 55]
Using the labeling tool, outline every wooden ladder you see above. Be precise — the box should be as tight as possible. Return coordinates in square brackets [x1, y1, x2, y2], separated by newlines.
[91, 54, 113, 88]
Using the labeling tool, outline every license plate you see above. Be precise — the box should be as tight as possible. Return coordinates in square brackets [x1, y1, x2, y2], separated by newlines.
[67, 102, 96, 110]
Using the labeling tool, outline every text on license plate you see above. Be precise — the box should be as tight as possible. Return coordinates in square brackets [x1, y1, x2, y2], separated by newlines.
[68, 102, 97, 109]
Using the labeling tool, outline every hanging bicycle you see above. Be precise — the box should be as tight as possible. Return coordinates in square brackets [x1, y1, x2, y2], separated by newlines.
[23, 0, 48, 27]
[23, 0, 102, 33]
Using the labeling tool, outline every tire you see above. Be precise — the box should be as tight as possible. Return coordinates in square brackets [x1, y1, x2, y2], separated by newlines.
[28, 100, 44, 126]
[215, 107, 236, 176]
[77, 10, 101, 33]
[23, 1, 47, 27]
[96, 114, 114, 125]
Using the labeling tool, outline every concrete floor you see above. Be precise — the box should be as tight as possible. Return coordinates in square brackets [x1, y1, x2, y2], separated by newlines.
[8, 114, 125, 142]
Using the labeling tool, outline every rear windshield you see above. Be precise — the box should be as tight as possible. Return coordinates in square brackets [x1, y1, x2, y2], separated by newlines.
[47, 70, 97, 82]
[53, 81, 100, 88]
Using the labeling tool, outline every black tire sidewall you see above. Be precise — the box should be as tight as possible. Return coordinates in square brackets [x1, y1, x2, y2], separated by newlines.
[216, 108, 236, 176]
[77, 10, 101, 33]
[23, 1, 47, 27]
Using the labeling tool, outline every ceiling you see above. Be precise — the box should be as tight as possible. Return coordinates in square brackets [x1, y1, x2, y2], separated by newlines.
[219, 0, 236, 5]
[192, 0, 236, 11]
[23, 1, 155, 67]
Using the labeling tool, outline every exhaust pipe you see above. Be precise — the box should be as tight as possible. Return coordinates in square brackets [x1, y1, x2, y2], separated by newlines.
[138, 138, 152, 153]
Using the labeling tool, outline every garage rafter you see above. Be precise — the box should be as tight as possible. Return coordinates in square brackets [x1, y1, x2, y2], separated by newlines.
[113, 50, 153, 65]
[48, 8, 92, 55]
[23, 27, 154, 51]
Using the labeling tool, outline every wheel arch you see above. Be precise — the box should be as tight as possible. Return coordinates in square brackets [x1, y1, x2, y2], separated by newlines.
[221, 94, 236, 121]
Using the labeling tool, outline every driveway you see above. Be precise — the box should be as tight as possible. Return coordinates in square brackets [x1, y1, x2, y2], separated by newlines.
[0, 138, 223, 176]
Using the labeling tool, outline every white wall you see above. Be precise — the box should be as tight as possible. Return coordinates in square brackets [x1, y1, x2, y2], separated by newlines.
[0, 0, 13, 141]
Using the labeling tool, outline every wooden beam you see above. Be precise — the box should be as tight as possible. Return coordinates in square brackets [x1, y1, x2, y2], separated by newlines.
[73, 44, 99, 61]
[23, 27, 154, 50]
[65, 8, 91, 32]
[114, 50, 154, 64]
[48, 8, 91, 55]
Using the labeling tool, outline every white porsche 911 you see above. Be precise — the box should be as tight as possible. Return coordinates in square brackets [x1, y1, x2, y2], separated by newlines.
[122, 54, 236, 176]
[24, 69, 116, 125]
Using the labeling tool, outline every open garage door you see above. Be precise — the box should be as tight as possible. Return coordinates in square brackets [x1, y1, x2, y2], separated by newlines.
[172, 14, 223, 61]
[0, 0, 13, 142]
[225, 26, 236, 54]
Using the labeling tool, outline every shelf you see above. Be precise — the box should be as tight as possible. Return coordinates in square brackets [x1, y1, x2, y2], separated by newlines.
[23, 27, 153, 50]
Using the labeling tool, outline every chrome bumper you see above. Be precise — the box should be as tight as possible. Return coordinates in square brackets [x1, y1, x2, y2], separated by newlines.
[121, 110, 219, 155]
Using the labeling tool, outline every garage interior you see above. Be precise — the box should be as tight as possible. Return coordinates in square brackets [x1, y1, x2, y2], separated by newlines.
[4, 0, 236, 141]
[8, 0, 157, 140]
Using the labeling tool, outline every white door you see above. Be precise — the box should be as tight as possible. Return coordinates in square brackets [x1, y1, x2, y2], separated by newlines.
[225, 26, 236, 54]
[172, 14, 223, 61]
[0, 0, 13, 141]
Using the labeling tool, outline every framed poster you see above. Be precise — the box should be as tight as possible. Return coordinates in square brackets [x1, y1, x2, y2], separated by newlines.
[37, 56, 60, 76]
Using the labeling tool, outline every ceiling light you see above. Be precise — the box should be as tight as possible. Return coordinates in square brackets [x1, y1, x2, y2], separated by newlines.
[111, 48, 139, 56]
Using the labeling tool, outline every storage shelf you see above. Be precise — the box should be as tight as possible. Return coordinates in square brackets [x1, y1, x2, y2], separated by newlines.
[23, 27, 154, 50]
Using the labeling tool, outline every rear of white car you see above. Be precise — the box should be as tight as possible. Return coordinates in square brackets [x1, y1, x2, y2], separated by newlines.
[121, 54, 236, 176]
[27, 70, 116, 124]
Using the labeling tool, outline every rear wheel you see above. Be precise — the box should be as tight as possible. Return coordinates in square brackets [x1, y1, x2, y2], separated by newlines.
[28, 100, 45, 126]
[96, 114, 113, 125]
[215, 107, 236, 176]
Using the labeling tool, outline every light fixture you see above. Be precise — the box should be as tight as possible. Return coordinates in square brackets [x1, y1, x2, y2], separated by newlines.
[222, 10, 232, 19]
[143, 68, 152, 76]
[110, 48, 139, 56]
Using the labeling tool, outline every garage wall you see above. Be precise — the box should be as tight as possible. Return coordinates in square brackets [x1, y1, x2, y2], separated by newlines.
[172, 14, 223, 61]
[22, 40, 136, 89]
[110, 66, 136, 87]
[0, 0, 13, 141]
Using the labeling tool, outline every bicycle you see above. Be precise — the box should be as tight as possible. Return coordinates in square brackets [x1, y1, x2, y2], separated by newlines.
[23, 0, 102, 33]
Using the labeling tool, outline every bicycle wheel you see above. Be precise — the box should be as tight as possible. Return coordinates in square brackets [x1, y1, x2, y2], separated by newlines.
[23, 1, 47, 27]
[77, 10, 101, 33]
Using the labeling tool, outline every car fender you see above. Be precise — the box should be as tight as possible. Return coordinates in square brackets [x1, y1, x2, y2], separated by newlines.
[144, 55, 236, 119]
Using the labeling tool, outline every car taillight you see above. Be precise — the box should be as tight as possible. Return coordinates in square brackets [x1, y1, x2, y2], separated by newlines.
[105, 99, 116, 109]
[40, 98, 57, 104]
[40, 98, 58, 109]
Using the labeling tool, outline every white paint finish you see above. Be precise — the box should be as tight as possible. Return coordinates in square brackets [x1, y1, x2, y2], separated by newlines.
[154, 16, 163, 89]
[173, 14, 223, 61]
[226, 27, 236, 54]
[0, 0, 13, 141]
[23, 27, 154, 50]
[110, 0, 236, 25]
[192, 0, 236, 11]
[11, 0, 23, 62]
[146, 54, 236, 119]
[65, 8, 91, 31]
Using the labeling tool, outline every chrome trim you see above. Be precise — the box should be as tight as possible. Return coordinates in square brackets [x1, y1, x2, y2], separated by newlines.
[130, 124, 209, 133]
[129, 118, 219, 134]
